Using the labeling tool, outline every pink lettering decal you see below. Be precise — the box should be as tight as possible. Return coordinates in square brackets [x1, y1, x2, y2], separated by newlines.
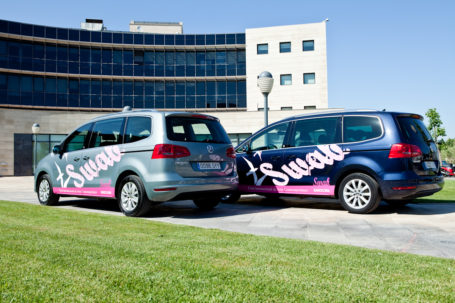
[238, 184, 335, 196]
[53, 186, 116, 198]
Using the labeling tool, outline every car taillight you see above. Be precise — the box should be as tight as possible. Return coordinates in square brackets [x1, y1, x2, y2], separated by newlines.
[152, 144, 191, 159]
[226, 146, 236, 158]
[388, 143, 422, 158]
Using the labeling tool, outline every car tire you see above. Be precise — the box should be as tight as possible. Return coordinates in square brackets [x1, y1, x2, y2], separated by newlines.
[338, 173, 381, 214]
[117, 175, 151, 217]
[220, 192, 241, 204]
[193, 197, 220, 210]
[37, 174, 60, 206]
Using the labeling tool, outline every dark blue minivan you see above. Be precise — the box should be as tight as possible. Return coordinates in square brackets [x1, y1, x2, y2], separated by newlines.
[230, 110, 444, 214]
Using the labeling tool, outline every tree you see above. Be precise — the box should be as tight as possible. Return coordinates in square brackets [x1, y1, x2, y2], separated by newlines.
[425, 108, 446, 145]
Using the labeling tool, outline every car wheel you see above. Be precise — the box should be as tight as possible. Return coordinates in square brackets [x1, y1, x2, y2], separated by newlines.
[37, 174, 60, 206]
[220, 192, 240, 204]
[338, 173, 381, 214]
[117, 175, 151, 217]
[193, 197, 220, 210]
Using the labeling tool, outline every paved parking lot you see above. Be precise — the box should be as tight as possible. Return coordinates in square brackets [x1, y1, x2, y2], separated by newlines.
[1, 176, 455, 259]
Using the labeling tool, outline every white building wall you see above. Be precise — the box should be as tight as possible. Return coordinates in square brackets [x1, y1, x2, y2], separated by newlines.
[245, 22, 328, 111]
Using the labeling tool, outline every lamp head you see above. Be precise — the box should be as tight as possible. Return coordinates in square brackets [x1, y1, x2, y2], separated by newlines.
[257, 71, 274, 94]
[32, 123, 40, 134]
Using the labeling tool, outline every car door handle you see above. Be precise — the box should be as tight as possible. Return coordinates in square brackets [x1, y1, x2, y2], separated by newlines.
[83, 156, 90, 160]
[73, 157, 80, 162]
[271, 156, 281, 161]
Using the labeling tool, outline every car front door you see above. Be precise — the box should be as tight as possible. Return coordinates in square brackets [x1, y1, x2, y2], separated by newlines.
[236, 122, 291, 195]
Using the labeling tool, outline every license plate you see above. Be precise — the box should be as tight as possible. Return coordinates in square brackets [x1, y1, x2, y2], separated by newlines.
[197, 162, 221, 170]
[423, 161, 436, 169]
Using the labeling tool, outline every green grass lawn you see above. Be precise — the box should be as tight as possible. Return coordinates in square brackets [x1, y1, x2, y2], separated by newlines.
[1, 201, 454, 302]
[416, 178, 455, 203]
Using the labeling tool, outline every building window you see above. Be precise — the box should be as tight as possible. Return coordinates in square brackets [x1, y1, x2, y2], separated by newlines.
[280, 42, 291, 53]
[304, 105, 316, 110]
[280, 74, 292, 85]
[303, 73, 315, 84]
[281, 107, 292, 111]
[303, 40, 314, 51]
[257, 44, 268, 55]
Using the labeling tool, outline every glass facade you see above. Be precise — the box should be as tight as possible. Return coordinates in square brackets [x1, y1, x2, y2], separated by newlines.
[0, 19, 247, 110]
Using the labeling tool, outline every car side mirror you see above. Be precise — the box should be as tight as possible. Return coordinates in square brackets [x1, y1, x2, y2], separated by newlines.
[52, 145, 62, 155]
[244, 144, 252, 154]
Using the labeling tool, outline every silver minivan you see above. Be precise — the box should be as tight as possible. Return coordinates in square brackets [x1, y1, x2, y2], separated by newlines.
[34, 108, 238, 216]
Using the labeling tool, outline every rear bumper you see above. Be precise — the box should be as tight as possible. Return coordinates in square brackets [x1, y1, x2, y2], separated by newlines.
[380, 175, 444, 200]
[144, 176, 238, 202]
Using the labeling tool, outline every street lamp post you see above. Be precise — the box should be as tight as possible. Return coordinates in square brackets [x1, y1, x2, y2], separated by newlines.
[32, 123, 40, 173]
[257, 71, 274, 127]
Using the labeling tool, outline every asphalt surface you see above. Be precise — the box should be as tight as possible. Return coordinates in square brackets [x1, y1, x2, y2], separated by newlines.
[1, 176, 455, 259]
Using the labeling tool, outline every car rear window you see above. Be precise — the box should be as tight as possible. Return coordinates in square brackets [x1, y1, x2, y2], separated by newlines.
[166, 116, 230, 144]
[397, 116, 433, 145]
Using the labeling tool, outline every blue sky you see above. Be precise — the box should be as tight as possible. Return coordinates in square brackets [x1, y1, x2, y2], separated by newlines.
[2, 0, 454, 137]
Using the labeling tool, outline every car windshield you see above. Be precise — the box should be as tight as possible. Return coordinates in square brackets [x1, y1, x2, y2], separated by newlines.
[166, 116, 230, 144]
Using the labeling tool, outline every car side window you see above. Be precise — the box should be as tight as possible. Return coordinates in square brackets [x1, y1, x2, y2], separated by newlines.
[292, 117, 341, 147]
[64, 123, 92, 152]
[250, 122, 290, 151]
[343, 116, 382, 143]
[124, 117, 152, 144]
[89, 118, 124, 148]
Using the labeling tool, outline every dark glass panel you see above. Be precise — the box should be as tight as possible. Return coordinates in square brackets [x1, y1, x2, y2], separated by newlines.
[0, 20, 8, 33]
[8, 41, 20, 57]
[123, 95, 133, 108]
[144, 34, 154, 45]
[165, 96, 175, 109]
[155, 34, 164, 45]
[185, 95, 195, 108]
[45, 60, 56, 73]
[45, 93, 56, 106]
[80, 30, 90, 42]
[196, 81, 205, 95]
[68, 94, 79, 107]
[91, 49, 101, 62]
[145, 81, 154, 95]
[186, 81, 195, 96]
[102, 80, 112, 95]
[123, 50, 133, 64]
[123, 33, 133, 44]
[238, 50, 246, 63]
[280, 42, 291, 53]
[206, 51, 215, 64]
[175, 96, 185, 108]
[186, 52, 195, 65]
[22, 43, 33, 58]
[102, 49, 112, 63]
[80, 94, 90, 107]
[165, 82, 175, 96]
[45, 78, 56, 93]
[216, 34, 225, 45]
[216, 51, 226, 64]
[91, 80, 101, 94]
[90, 63, 101, 74]
[144, 65, 154, 76]
[102, 32, 112, 43]
[33, 44, 44, 58]
[155, 81, 164, 95]
[46, 45, 57, 60]
[33, 59, 45, 72]
[186, 65, 195, 77]
[196, 35, 205, 45]
[134, 65, 143, 76]
[8, 57, 20, 69]
[9, 22, 21, 35]
[91, 94, 101, 108]
[123, 65, 133, 76]
[113, 80, 122, 95]
[175, 35, 184, 45]
[216, 81, 226, 95]
[113, 95, 122, 108]
[102, 63, 112, 75]
[155, 65, 164, 76]
[57, 28, 68, 40]
[79, 79, 90, 94]
[21, 76, 33, 92]
[91, 31, 101, 42]
[216, 95, 226, 108]
[206, 81, 216, 95]
[113, 64, 122, 75]
[206, 35, 215, 45]
[237, 80, 246, 95]
[165, 35, 174, 45]
[227, 95, 237, 108]
[80, 48, 90, 62]
[303, 40, 314, 51]
[185, 35, 195, 45]
[134, 34, 143, 44]
[21, 24, 33, 36]
[206, 95, 216, 108]
[34, 26, 45, 38]
[0, 74, 8, 89]
[155, 51, 164, 64]
[57, 60, 68, 73]
[175, 82, 185, 95]
[134, 95, 144, 108]
[69, 79, 79, 93]
[57, 46, 68, 60]
[134, 81, 143, 95]
[196, 65, 205, 77]
[196, 96, 205, 108]
[227, 81, 236, 94]
[216, 65, 226, 76]
[45, 27, 57, 39]
[80, 64, 90, 74]
[113, 50, 122, 63]
[0, 40, 7, 55]
[196, 51, 205, 64]
[21, 92, 33, 105]
[113, 33, 122, 44]
[33, 92, 44, 106]
[57, 94, 67, 107]
[102, 95, 112, 108]
[134, 50, 144, 64]
[227, 64, 236, 76]
[56, 79, 67, 93]
[165, 65, 174, 77]
[69, 47, 79, 61]
[226, 34, 236, 45]
[123, 81, 133, 95]
[165, 51, 174, 65]
[69, 29, 79, 41]
[155, 95, 164, 108]
[144, 51, 154, 64]
[236, 34, 245, 44]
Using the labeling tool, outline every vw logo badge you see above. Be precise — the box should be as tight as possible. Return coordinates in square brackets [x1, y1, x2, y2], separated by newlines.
[207, 145, 214, 153]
